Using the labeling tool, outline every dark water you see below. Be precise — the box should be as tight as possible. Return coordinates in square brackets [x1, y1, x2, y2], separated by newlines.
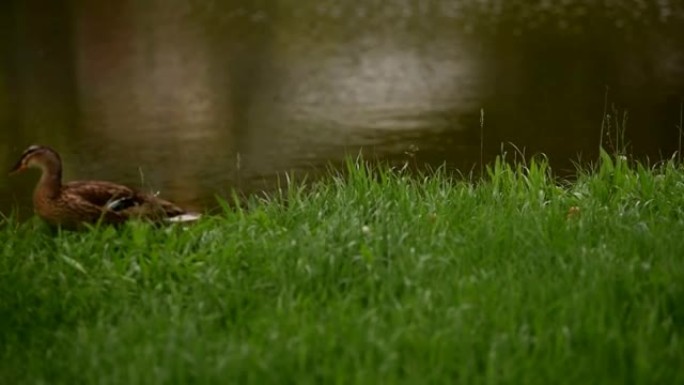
[2, 1, 684, 216]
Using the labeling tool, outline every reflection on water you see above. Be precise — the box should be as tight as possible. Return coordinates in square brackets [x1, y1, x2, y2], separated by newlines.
[1, 0, 683, 217]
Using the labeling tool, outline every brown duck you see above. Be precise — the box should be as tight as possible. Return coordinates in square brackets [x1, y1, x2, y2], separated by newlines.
[9, 144, 200, 229]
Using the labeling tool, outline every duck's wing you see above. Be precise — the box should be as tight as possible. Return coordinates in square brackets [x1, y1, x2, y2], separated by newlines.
[54, 187, 128, 226]
[64, 180, 188, 220]
[63, 180, 137, 207]
[115, 193, 187, 219]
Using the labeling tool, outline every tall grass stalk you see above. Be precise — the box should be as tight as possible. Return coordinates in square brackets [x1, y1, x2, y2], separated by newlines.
[678, 102, 683, 163]
[480, 107, 485, 175]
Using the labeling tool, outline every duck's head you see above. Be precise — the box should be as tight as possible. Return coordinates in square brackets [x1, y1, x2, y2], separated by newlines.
[9, 145, 61, 175]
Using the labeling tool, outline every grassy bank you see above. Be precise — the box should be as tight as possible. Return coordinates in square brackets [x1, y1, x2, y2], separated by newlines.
[1, 153, 683, 384]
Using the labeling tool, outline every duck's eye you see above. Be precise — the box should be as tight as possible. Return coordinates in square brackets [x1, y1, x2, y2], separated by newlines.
[22, 147, 41, 161]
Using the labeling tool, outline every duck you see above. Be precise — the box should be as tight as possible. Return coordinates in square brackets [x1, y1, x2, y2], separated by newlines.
[9, 144, 201, 229]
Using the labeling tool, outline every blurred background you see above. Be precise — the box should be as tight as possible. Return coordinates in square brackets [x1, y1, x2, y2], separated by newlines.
[1, 0, 683, 216]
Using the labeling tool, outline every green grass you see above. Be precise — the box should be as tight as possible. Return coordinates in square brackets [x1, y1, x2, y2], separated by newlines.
[1, 152, 683, 384]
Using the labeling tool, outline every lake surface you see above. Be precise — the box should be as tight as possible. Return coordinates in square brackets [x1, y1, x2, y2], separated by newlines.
[1, 1, 683, 217]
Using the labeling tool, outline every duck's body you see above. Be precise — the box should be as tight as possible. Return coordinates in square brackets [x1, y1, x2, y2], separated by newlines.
[10, 145, 199, 229]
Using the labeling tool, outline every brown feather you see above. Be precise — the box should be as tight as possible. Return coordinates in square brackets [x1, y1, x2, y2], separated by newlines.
[61, 181, 187, 223]
[63, 181, 136, 206]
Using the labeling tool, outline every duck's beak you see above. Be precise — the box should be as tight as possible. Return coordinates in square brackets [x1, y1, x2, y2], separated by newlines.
[8, 160, 26, 176]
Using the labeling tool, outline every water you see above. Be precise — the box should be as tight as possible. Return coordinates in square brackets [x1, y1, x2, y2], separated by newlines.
[2, 0, 683, 217]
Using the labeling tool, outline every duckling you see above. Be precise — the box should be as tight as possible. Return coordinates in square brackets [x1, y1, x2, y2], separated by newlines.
[9, 144, 200, 229]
